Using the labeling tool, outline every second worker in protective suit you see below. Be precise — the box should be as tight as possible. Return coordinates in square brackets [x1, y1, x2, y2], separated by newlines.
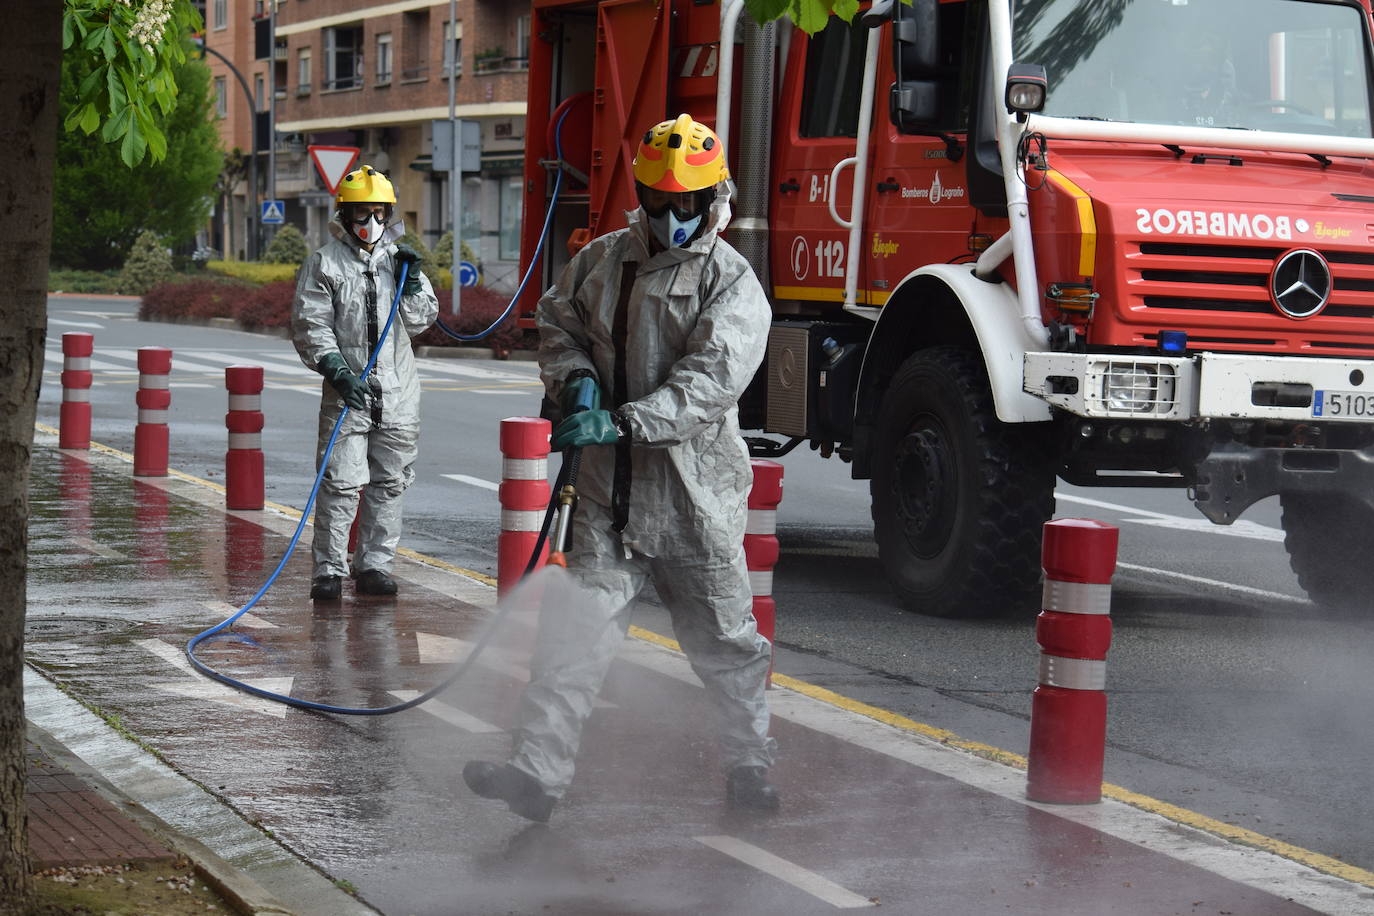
[292, 165, 438, 601]
[463, 114, 778, 822]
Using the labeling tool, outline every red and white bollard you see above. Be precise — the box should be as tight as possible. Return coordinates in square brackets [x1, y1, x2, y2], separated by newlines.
[225, 366, 264, 510]
[134, 347, 172, 477]
[746, 459, 783, 686]
[59, 332, 94, 449]
[497, 417, 551, 595]
[1026, 518, 1119, 804]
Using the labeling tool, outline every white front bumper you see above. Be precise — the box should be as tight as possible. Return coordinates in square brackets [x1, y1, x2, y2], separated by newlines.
[1023, 351, 1374, 422]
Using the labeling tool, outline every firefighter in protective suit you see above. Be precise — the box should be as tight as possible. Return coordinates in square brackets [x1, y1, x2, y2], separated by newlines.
[291, 165, 438, 600]
[463, 114, 778, 821]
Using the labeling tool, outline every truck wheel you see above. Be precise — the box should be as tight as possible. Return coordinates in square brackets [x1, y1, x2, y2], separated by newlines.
[1281, 493, 1374, 614]
[870, 346, 1055, 617]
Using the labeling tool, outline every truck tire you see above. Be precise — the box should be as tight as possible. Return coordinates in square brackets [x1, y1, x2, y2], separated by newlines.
[1281, 493, 1374, 614]
[870, 346, 1055, 617]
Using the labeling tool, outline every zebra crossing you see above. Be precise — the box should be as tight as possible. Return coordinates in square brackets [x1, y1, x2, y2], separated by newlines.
[41, 343, 543, 394]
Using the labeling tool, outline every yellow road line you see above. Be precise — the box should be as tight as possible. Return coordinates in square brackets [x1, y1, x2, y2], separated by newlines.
[35, 421, 1374, 888]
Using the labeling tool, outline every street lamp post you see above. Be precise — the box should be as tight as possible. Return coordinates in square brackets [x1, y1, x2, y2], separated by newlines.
[448, 0, 461, 315]
[200, 42, 259, 261]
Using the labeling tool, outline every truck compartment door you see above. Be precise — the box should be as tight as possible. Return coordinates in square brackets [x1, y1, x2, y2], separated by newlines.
[583, 0, 670, 250]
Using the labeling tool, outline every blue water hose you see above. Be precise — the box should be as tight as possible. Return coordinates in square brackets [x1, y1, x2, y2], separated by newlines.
[184, 261, 570, 716]
[429, 105, 571, 342]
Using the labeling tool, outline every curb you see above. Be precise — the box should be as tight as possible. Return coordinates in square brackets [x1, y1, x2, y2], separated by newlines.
[27, 721, 293, 916]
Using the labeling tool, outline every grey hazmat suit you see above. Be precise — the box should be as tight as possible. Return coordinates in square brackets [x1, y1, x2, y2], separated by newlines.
[291, 220, 438, 580]
[514, 184, 776, 796]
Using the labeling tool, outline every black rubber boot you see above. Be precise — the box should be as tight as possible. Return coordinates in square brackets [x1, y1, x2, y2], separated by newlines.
[355, 569, 398, 595]
[310, 575, 341, 600]
[463, 761, 556, 823]
[726, 766, 781, 812]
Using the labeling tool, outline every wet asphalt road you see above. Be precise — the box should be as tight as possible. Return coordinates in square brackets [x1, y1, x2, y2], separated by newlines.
[28, 295, 1374, 904]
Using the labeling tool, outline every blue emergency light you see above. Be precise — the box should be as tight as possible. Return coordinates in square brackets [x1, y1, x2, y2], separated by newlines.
[1158, 330, 1188, 354]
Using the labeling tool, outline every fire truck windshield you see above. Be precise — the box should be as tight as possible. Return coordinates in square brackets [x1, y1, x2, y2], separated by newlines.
[1013, 0, 1374, 137]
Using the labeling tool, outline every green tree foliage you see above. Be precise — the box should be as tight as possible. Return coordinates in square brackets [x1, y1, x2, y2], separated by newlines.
[52, 41, 222, 269]
[116, 228, 174, 294]
[262, 224, 309, 264]
[745, 0, 859, 34]
[62, 0, 203, 166]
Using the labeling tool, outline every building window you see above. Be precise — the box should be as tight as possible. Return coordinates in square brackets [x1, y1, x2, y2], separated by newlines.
[515, 14, 530, 65]
[499, 175, 522, 261]
[213, 0, 226, 30]
[214, 76, 227, 117]
[323, 25, 364, 90]
[376, 32, 392, 84]
[443, 21, 462, 77]
[254, 74, 264, 110]
[402, 10, 430, 81]
[297, 48, 311, 95]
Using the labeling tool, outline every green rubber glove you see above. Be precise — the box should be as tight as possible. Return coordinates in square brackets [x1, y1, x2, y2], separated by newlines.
[561, 375, 601, 415]
[552, 409, 622, 450]
[394, 244, 423, 297]
[317, 352, 370, 411]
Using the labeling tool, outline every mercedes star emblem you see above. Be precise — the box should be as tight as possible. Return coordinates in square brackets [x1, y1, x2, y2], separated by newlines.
[1271, 249, 1332, 319]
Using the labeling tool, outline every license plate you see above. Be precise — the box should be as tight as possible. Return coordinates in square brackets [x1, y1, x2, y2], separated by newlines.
[1313, 390, 1374, 418]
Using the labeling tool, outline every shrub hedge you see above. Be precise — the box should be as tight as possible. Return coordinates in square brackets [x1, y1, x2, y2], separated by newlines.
[413, 286, 529, 356]
[207, 260, 299, 284]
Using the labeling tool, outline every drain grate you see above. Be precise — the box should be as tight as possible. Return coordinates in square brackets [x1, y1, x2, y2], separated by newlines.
[25, 616, 142, 640]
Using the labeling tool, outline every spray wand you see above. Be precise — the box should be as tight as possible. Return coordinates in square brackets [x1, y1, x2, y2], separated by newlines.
[546, 381, 600, 567]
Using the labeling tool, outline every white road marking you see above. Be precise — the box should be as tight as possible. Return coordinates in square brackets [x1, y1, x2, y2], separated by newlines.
[136, 638, 294, 719]
[441, 473, 500, 491]
[48, 317, 104, 329]
[199, 601, 278, 628]
[411, 358, 538, 382]
[463, 387, 532, 395]
[694, 836, 876, 909]
[70, 536, 125, 559]
[413, 632, 614, 707]
[101, 348, 236, 376]
[44, 348, 133, 373]
[1056, 493, 1284, 541]
[386, 690, 503, 732]
[187, 350, 318, 378]
[1117, 561, 1309, 604]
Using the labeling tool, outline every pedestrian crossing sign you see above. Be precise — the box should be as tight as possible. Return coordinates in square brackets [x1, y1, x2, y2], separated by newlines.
[260, 200, 285, 224]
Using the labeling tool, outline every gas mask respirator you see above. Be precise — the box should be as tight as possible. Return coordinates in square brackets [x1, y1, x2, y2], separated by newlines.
[638, 187, 713, 250]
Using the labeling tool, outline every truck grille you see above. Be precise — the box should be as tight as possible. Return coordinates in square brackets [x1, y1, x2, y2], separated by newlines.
[1127, 241, 1374, 353]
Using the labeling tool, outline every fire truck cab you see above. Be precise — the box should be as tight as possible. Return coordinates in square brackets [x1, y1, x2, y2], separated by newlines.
[520, 0, 1374, 617]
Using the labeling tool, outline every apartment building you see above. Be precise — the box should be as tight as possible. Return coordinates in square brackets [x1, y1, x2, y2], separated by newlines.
[205, 0, 529, 289]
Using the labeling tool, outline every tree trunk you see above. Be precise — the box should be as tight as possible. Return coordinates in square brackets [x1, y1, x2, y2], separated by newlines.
[0, 1, 61, 910]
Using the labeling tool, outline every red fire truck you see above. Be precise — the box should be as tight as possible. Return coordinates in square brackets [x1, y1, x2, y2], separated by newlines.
[518, 0, 1374, 616]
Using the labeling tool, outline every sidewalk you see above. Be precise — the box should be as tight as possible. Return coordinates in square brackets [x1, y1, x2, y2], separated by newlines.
[24, 721, 295, 914]
[23, 426, 1374, 915]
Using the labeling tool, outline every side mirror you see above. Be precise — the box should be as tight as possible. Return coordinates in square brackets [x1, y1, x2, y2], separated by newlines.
[890, 81, 940, 129]
[894, 0, 939, 80]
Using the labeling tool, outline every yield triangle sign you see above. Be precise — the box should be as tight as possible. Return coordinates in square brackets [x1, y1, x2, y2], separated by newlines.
[308, 145, 361, 196]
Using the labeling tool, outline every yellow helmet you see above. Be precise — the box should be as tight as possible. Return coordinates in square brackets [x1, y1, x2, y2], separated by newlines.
[335, 165, 397, 206]
[632, 114, 729, 193]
